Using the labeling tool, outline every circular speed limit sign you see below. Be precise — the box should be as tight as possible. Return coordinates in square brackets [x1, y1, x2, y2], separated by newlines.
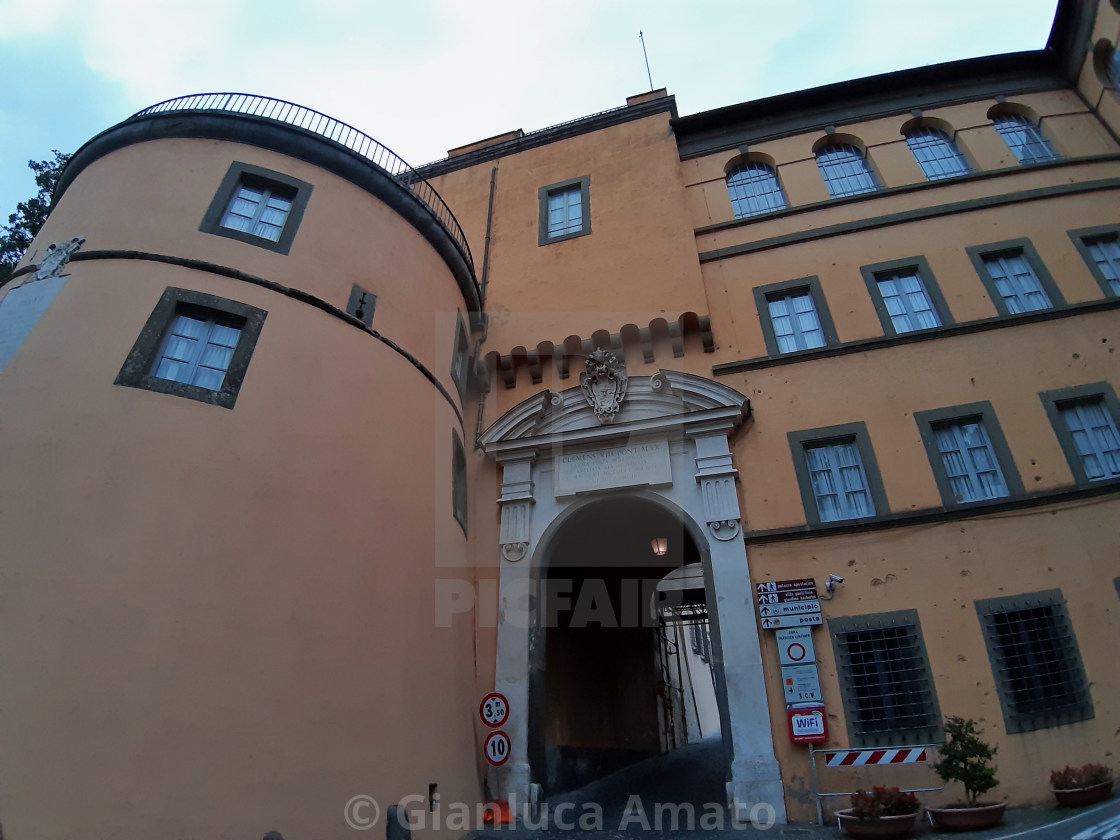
[479, 692, 509, 728]
[484, 730, 511, 766]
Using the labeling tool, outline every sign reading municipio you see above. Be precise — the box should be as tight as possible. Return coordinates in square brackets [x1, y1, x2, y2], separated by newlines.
[554, 439, 671, 496]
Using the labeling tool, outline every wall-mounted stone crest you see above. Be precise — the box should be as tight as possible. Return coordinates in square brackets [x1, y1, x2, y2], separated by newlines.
[579, 348, 627, 425]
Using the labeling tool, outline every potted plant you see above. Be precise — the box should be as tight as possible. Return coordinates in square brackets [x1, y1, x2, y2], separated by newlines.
[927, 716, 1005, 831]
[1050, 763, 1114, 807]
[835, 786, 921, 837]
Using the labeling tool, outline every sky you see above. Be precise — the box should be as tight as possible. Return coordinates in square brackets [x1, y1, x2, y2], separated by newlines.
[0, 0, 1060, 224]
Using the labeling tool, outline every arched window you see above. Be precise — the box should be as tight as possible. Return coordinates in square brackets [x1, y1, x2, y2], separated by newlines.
[992, 111, 1058, 163]
[904, 126, 971, 181]
[815, 143, 878, 198]
[726, 162, 788, 218]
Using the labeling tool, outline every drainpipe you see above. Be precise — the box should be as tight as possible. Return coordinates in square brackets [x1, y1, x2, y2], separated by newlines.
[473, 165, 498, 449]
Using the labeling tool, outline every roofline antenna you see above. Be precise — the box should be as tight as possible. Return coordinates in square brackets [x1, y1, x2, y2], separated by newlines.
[639, 30, 653, 91]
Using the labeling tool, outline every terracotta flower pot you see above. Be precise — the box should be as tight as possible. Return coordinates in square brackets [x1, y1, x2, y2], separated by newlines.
[1052, 780, 1114, 808]
[926, 802, 1006, 831]
[835, 809, 920, 837]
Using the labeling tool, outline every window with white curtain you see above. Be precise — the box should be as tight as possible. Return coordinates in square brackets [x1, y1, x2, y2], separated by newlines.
[992, 112, 1058, 163]
[767, 291, 826, 353]
[815, 143, 879, 197]
[220, 184, 294, 242]
[547, 185, 584, 238]
[931, 419, 1009, 503]
[1082, 235, 1120, 296]
[804, 440, 876, 522]
[152, 313, 243, 391]
[980, 250, 1053, 313]
[904, 126, 971, 180]
[874, 270, 942, 333]
[726, 162, 788, 218]
[1058, 399, 1120, 481]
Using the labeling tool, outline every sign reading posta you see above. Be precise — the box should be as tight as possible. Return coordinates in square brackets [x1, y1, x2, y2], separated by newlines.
[787, 704, 828, 744]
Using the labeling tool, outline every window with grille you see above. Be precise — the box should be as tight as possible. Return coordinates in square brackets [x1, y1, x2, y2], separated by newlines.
[115, 288, 267, 409]
[767, 291, 826, 353]
[992, 112, 1058, 163]
[815, 143, 879, 198]
[976, 591, 1093, 734]
[804, 440, 876, 522]
[904, 127, 971, 181]
[200, 162, 312, 255]
[915, 402, 1022, 508]
[538, 176, 591, 245]
[830, 610, 940, 746]
[874, 270, 942, 332]
[727, 162, 788, 218]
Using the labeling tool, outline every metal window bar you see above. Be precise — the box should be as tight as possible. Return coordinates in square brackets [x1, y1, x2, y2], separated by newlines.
[809, 743, 942, 826]
[130, 93, 474, 274]
[989, 606, 1088, 724]
[992, 113, 1058, 163]
[904, 127, 970, 181]
[727, 163, 788, 218]
[836, 626, 938, 739]
[816, 144, 879, 198]
[1084, 236, 1120, 296]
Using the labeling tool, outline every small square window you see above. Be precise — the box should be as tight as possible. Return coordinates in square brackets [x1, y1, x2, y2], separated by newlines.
[829, 610, 941, 747]
[1068, 226, 1120, 299]
[914, 402, 1023, 507]
[538, 176, 591, 245]
[115, 288, 267, 409]
[975, 590, 1092, 734]
[861, 257, 953, 336]
[1040, 383, 1120, 486]
[966, 240, 1064, 318]
[788, 423, 889, 525]
[200, 162, 312, 255]
[754, 276, 838, 357]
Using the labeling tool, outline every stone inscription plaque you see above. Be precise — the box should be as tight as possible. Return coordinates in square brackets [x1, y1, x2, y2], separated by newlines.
[554, 439, 671, 496]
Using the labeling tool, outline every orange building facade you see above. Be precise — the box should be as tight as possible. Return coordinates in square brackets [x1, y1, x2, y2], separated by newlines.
[1, 1, 1119, 836]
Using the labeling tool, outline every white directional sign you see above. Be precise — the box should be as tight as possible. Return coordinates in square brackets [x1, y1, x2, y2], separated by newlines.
[756, 578, 815, 593]
[776, 627, 816, 665]
[758, 600, 821, 617]
[757, 588, 818, 604]
[761, 612, 823, 629]
[782, 664, 823, 703]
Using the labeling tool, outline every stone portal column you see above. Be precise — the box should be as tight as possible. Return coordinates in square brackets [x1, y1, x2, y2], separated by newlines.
[691, 426, 787, 823]
[490, 454, 536, 805]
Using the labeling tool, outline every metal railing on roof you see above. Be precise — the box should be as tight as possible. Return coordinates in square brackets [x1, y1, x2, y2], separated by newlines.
[131, 93, 474, 271]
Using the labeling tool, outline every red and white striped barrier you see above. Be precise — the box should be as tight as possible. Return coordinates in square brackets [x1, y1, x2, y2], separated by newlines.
[824, 748, 928, 767]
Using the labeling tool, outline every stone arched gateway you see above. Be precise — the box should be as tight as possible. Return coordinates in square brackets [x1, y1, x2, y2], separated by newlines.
[479, 362, 785, 821]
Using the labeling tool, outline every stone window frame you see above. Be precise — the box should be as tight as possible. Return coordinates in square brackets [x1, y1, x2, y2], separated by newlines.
[452, 430, 468, 535]
[828, 609, 942, 748]
[537, 175, 592, 246]
[115, 287, 267, 409]
[1039, 382, 1120, 487]
[964, 238, 1065, 318]
[753, 275, 839, 357]
[1067, 224, 1120, 299]
[787, 421, 890, 526]
[913, 401, 1024, 508]
[860, 255, 955, 336]
[200, 161, 313, 255]
[974, 589, 1093, 734]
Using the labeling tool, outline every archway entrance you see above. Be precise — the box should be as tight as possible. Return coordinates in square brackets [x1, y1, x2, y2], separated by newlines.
[529, 495, 722, 799]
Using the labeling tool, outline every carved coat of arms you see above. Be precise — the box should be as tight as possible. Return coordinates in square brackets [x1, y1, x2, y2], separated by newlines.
[580, 348, 628, 424]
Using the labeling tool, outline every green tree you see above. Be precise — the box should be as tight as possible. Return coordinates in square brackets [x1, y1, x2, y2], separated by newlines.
[0, 151, 71, 284]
